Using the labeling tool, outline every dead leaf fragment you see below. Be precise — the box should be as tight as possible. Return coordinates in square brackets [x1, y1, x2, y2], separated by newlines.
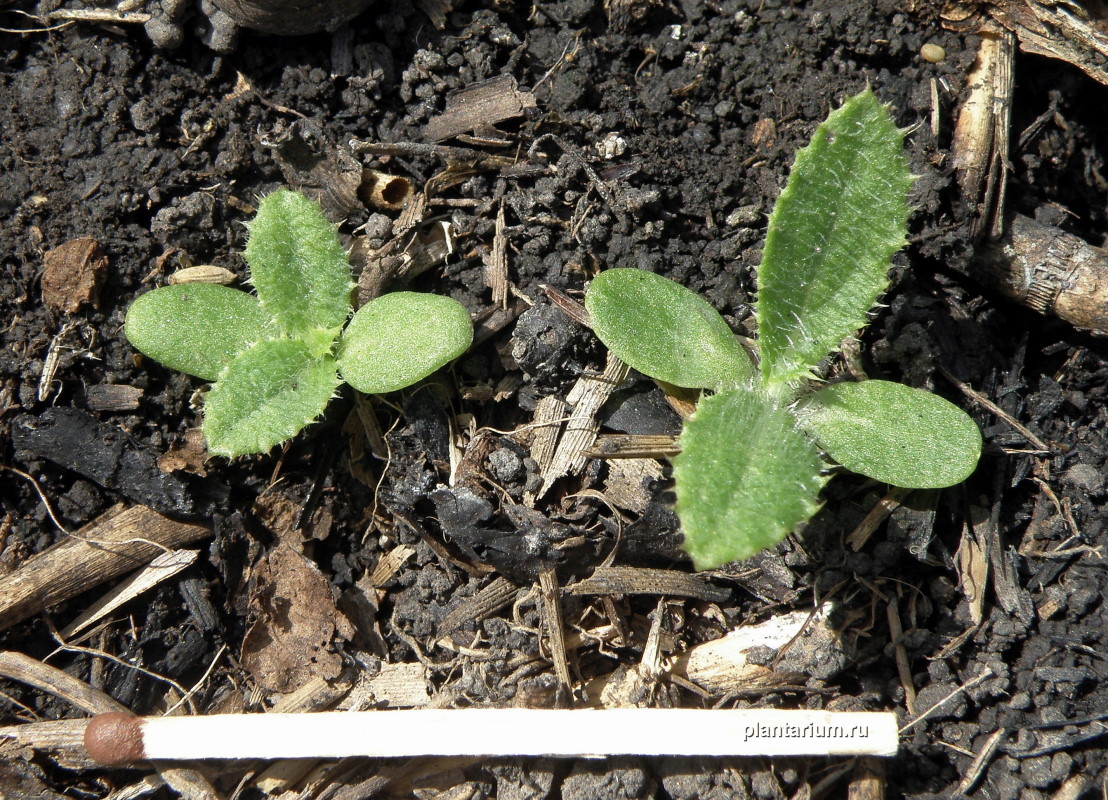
[41, 238, 108, 314]
[157, 429, 209, 477]
[957, 517, 989, 625]
[241, 543, 355, 694]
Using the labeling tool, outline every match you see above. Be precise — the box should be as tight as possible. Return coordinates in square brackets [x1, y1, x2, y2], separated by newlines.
[84, 708, 899, 765]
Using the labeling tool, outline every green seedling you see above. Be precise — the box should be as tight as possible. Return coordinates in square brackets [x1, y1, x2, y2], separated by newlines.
[126, 189, 473, 457]
[585, 89, 981, 569]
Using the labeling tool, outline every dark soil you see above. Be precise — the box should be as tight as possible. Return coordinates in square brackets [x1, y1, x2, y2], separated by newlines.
[2, 0, 1107, 797]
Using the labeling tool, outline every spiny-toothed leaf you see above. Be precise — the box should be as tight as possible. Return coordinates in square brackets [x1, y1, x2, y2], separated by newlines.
[585, 269, 755, 391]
[793, 380, 982, 488]
[203, 338, 340, 457]
[674, 389, 826, 569]
[338, 292, 473, 394]
[756, 88, 914, 394]
[245, 189, 354, 353]
[125, 283, 274, 381]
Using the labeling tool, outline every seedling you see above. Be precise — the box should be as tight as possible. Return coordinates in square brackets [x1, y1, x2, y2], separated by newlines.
[585, 89, 982, 569]
[125, 189, 473, 457]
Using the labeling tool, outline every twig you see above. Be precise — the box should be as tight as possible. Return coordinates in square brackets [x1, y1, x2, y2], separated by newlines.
[957, 727, 1006, 794]
[937, 366, 1051, 452]
[899, 668, 994, 734]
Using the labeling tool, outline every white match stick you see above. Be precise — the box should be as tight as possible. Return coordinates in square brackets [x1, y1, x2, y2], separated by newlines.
[85, 709, 898, 765]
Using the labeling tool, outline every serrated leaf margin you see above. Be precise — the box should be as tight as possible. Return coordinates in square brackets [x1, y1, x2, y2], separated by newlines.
[756, 88, 914, 395]
[203, 338, 340, 457]
[674, 389, 827, 569]
[244, 189, 354, 353]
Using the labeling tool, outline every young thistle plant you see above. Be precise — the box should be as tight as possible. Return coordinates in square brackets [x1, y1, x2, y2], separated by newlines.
[585, 89, 982, 569]
[125, 189, 473, 457]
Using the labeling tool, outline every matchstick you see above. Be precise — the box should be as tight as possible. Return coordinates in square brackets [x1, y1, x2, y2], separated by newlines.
[84, 709, 899, 765]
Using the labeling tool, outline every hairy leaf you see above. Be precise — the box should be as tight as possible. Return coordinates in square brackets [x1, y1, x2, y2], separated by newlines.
[756, 88, 913, 394]
[585, 269, 754, 391]
[125, 283, 274, 381]
[245, 189, 354, 353]
[675, 389, 826, 569]
[338, 292, 473, 394]
[203, 339, 340, 457]
[793, 380, 982, 488]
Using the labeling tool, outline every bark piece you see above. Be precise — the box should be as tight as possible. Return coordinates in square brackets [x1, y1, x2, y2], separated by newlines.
[423, 75, 537, 142]
[945, 1, 1108, 86]
[566, 566, 730, 603]
[41, 238, 107, 314]
[12, 408, 212, 516]
[981, 213, 1108, 335]
[603, 458, 664, 514]
[951, 27, 1014, 240]
[0, 505, 209, 632]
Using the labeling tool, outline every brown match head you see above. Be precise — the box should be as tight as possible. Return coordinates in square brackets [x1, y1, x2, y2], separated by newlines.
[84, 712, 145, 766]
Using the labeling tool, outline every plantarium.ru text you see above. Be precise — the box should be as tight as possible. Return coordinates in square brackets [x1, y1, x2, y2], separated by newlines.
[125, 189, 473, 457]
[585, 88, 982, 569]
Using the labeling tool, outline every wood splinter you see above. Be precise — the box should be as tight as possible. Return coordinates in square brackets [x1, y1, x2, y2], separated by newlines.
[81, 709, 898, 765]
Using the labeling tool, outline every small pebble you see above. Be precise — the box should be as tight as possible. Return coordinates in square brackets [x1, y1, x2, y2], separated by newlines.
[920, 43, 946, 63]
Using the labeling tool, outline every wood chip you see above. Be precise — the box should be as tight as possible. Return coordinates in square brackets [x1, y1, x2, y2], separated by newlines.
[472, 297, 527, 348]
[541, 284, 590, 327]
[603, 458, 664, 513]
[981, 505, 1034, 623]
[669, 604, 843, 696]
[423, 74, 537, 142]
[956, 511, 990, 626]
[0, 719, 86, 754]
[585, 433, 681, 459]
[537, 352, 629, 497]
[436, 575, 520, 638]
[339, 662, 430, 709]
[885, 593, 918, 717]
[846, 487, 911, 551]
[951, 26, 1014, 240]
[368, 545, 417, 588]
[566, 566, 730, 603]
[0, 505, 209, 633]
[41, 237, 107, 314]
[0, 652, 224, 798]
[60, 549, 199, 641]
[847, 757, 886, 800]
[0, 650, 128, 715]
[484, 201, 510, 308]
[523, 395, 568, 507]
[539, 565, 572, 693]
